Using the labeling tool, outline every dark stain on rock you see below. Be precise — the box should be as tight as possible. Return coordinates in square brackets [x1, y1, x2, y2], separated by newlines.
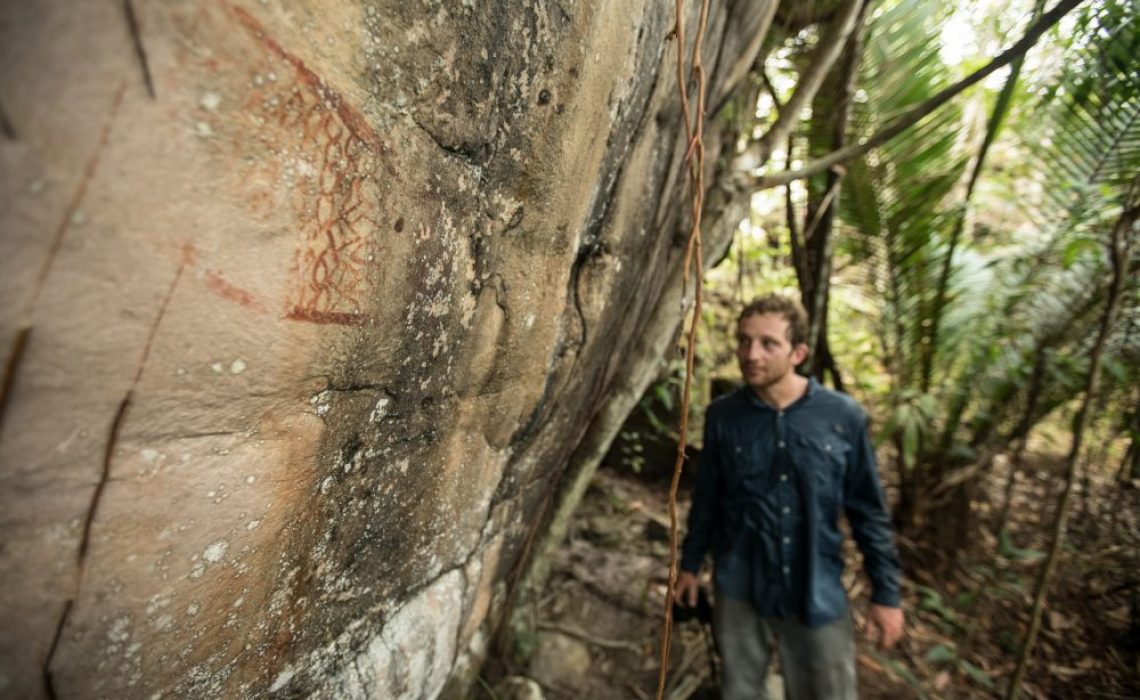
[0, 95, 18, 139]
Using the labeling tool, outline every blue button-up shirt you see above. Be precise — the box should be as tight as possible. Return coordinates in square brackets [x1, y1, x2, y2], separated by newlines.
[680, 379, 901, 627]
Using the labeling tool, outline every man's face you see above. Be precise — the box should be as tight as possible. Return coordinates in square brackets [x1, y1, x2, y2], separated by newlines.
[736, 312, 807, 392]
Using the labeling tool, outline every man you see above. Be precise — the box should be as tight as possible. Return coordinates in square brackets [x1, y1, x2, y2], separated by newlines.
[673, 294, 903, 700]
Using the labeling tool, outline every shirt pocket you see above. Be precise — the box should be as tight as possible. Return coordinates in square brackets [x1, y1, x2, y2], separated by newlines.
[798, 434, 848, 510]
[721, 437, 771, 488]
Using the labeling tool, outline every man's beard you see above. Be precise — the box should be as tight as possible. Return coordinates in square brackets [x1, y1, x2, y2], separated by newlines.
[742, 362, 790, 390]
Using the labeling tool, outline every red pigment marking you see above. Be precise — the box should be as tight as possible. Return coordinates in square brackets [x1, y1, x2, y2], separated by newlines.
[181, 241, 199, 266]
[284, 307, 368, 326]
[228, 5, 385, 150]
[226, 3, 393, 326]
[205, 270, 267, 313]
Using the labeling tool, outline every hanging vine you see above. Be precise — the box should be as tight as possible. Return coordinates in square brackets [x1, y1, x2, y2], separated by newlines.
[656, 0, 711, 697]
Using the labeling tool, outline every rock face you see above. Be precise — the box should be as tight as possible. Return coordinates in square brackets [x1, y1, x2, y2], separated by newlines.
[0, 1, 773, 697]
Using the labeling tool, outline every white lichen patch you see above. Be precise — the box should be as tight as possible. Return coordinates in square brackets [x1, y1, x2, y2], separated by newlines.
[230, 359, 247, 374]
[210, 362, 224, 373]
[310, 390, 332, 417]
[311, 570, 465, 698]
[343, 450, 365, 474]
[369, 397, 391, 422]
[431, 332, 449, 357]
[145, 594, 171, 615]
[199, 91, 222, 111]
[269, 666, 295, 693]
[107, 616, 131, 643]
[202, 539, 229, 563]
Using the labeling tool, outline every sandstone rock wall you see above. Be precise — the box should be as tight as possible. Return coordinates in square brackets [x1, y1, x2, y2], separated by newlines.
[0, 1, 773, 696]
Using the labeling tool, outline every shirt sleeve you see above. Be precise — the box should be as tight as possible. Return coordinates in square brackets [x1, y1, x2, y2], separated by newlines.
[843, 412, 902, 607]
[680, 413, 723, 574]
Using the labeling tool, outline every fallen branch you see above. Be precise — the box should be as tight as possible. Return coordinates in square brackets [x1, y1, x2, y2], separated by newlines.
[536, 621, 643, 654]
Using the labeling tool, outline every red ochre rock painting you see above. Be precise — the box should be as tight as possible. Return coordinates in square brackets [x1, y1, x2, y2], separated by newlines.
[228, 5, 395, 326]
[205, 269, 268, 314]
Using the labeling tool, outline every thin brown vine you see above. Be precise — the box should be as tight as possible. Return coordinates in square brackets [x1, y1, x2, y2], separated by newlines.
[656, 1, 711, 698]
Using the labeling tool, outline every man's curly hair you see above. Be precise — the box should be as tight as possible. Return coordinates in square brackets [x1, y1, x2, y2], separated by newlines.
[737, 294, 810, 347]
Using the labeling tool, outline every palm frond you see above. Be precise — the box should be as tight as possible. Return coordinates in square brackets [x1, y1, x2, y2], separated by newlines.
[838, 0, 969, 390]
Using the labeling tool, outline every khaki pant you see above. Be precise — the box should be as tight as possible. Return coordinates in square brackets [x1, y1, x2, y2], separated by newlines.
[714, 593, 857, 700]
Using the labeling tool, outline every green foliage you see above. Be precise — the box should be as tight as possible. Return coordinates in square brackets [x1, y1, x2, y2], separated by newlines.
[475, 676, 501, 700]
[815, 0, 1140, 506]
[638, 369, 685, 442]
[695, 0, 1140, 553]
[939, 0, 1140, 455]
[959, 659, 997, 691]
[616, 430, 646, 474]
[997, 528, 1045, 562]
[836, 0, 971, 477]
[843, 0, 969, 379]
[880, 389, 939, 467]
[867, 649, 930, 699]
[925, 643, 957, 664]
[916, 584, 964, 629]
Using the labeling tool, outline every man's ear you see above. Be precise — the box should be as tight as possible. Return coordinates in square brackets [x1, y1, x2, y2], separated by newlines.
[791, 343, 810, 367]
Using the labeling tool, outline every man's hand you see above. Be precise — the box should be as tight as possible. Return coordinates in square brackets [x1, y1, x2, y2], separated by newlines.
[673, 570, 700, 608]
[866, 604, 904, 650]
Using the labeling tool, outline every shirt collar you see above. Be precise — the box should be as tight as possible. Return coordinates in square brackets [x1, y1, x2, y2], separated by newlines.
[743, 375, 818, 411]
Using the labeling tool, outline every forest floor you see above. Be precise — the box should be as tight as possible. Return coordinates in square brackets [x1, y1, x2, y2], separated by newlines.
[503, 444, 1139, 699]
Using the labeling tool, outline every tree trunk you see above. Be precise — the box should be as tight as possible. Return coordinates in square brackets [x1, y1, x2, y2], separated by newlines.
[786, 2, 866, 390]
[1122, 397, 1140, 482]
[0, 2, 772, 697]
[993, 342, 1054, 536]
